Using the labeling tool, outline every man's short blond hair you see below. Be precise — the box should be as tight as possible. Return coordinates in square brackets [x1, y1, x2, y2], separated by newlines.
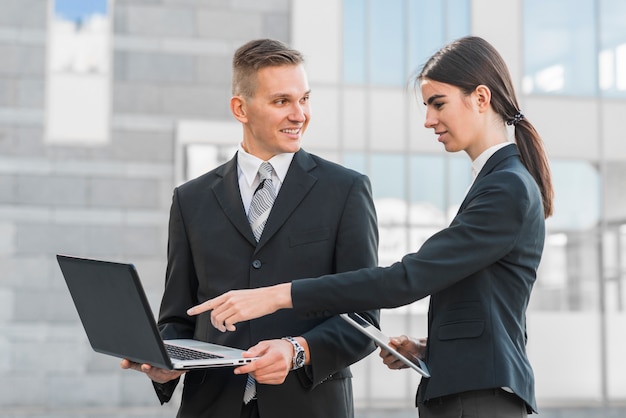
[232, 39, 304, 98]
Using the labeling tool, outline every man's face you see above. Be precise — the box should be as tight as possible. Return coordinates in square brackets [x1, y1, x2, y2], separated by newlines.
[239, 64, 311, 160]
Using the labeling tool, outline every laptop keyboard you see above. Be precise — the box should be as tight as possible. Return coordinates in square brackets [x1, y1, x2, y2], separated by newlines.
[165, 344, 223, 361]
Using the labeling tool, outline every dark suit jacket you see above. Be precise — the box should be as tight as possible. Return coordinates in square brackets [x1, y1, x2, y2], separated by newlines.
[290, 145, 542, 413]
[154, 149, 380, 417]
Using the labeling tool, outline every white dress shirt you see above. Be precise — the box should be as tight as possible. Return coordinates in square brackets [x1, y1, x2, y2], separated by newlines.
[466, 142, 514, 196]
[236, 144, 295, 215]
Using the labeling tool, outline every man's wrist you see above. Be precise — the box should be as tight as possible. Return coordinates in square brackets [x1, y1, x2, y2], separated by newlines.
[294, 336, 310, 366]
[282, 336, 308, 370]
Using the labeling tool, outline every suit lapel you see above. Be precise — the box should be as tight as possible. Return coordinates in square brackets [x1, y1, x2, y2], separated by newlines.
[475, 144, 519, 182]
[458, 144, 520, 213]
[256, 149, 317, 249]
[212, 155, 258, 246]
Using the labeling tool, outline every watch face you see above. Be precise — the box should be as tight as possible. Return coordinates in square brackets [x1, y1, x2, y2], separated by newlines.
[283, 337, 305, 369]
[295, 351, 305, 367]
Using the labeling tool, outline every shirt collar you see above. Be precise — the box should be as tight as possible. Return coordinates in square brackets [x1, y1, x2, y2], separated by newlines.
[237, 143, 295, 187]
[471, 142, 513, 179]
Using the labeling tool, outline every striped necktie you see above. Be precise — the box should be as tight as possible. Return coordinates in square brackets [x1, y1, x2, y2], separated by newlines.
[243, 162, 276, 404]
[243, 373, 256, 405]
[248, 162, 276, 242]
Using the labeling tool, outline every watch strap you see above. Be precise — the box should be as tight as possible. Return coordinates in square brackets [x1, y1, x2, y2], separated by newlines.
[282, 336, 305, 370]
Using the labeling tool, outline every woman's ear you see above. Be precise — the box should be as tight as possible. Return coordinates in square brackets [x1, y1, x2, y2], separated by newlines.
[474, 85, 491, 113]
[230, 96, 248, 122]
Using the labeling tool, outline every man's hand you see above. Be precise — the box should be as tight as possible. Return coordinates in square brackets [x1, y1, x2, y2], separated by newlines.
[233, 339, 297, 385]
[379, 335, 427, 370]
[186, 283, 293, 332]
[120, 359, 185, 384]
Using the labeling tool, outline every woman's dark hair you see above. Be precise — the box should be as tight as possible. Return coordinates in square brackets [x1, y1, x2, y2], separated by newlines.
[417, 36, 554, 218]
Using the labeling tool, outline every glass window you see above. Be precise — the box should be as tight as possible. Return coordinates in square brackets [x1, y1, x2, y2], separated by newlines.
[344, 152, 410, 265]
[371, 153, 406, 201]
[523, 0, 596, 96]
[342, 0, 367, 84]
[548, 160, 600, 231]
[408, 0, 445, 73]
[445, 0, 471, 42]
[525, 0, 626, 97]
[343, 0, 470, 86]
[46, 0, 111, 144]
[599, 0, 626, 96]
[604, 225, 626, 312]
[410, 154, 446, 221]
[371, 153, 407, 264]
[343, 152, 367, 174]
[408, 0, 470, 72]
[533, 159, 602, 312]
[369, 0, 405, 85]
[409, 154, 470, 226]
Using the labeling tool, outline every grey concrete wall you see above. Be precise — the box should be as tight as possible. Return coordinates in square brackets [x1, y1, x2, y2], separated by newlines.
[0, 0, 290, 412]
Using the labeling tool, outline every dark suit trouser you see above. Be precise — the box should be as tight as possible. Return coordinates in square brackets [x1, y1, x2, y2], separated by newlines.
[240, 400, 260, 418]
[418, 389, 527, 418]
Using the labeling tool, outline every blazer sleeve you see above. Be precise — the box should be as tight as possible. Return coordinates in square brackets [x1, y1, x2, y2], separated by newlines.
[296, 173, 381, 388]
[152, 187, 199, 403]
[159, 187, 199, 339]
[291, 170, 534, 316]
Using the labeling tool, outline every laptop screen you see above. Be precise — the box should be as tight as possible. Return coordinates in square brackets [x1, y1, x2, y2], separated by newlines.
[58, 255, 172, 369]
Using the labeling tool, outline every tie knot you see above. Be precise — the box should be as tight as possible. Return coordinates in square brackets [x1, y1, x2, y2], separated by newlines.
[258, 162, 273, 180]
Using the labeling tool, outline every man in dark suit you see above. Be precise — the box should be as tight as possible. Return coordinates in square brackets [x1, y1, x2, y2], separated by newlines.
[121, 38, 379, 418]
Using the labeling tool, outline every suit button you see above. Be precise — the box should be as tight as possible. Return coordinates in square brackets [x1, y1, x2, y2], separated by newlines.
[252, 260, 262, 269]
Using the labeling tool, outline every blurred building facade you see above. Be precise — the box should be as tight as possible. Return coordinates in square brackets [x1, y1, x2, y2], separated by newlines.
[0, 0, 625, 416]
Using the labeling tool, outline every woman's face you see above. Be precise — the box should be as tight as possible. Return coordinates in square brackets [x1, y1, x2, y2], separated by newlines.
[420, 78, 484, 159]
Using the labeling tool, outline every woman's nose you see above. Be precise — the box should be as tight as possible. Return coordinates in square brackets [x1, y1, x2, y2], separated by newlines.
[424, 111, 436, 129]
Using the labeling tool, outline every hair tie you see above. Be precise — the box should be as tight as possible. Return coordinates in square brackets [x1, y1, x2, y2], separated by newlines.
[507, 112, 524, 126]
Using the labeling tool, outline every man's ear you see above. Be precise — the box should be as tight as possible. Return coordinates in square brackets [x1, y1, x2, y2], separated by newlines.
[474, 85, 491, 113]
[230, 96, 248, 122]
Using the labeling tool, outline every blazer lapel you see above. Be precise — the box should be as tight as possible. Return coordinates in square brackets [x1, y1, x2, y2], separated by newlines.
[255, 149, 317, 249]
[458, 144, 520, 213]
[476, 144, 519, 181]
[212, 155, 258, 246]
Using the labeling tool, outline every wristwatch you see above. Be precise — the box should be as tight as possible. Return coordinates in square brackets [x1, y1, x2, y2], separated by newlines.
[282, 336, 306, 370]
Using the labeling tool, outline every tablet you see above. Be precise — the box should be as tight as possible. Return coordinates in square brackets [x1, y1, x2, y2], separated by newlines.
[340, 312, 430, 378]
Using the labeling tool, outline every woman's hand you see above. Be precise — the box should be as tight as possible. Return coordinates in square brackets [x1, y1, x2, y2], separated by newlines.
[187, 283, 293, 332]
[379, 335, 427, 370]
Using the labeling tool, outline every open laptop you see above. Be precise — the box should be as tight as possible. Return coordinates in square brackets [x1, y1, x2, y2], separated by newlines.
[57, 254, 258, 370]
[341, 312, 431, 378]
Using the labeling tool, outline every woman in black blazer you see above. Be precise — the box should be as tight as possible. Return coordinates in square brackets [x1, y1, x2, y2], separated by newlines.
[190, 36, 554, 417]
